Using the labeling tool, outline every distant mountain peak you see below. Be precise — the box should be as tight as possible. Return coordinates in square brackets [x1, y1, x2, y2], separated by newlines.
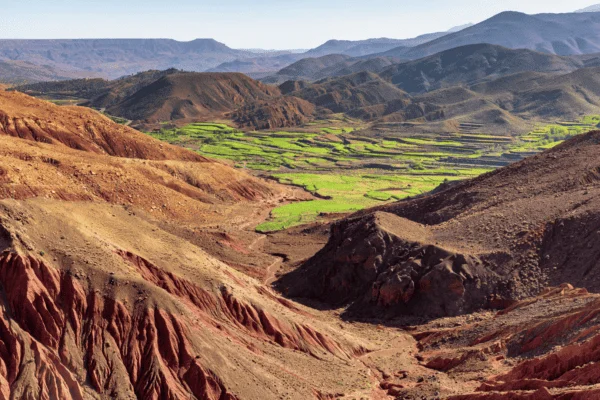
[485, 10, 531, 22]
[447, 23, 474, 32]
[576, 4, 600, 12]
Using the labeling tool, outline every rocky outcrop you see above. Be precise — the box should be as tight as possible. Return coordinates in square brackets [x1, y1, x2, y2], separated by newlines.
[403, 285, 600, 399]
[279, 212, 506, 318]
[279, 131, 600, 319]
[0, 247, 369, 399]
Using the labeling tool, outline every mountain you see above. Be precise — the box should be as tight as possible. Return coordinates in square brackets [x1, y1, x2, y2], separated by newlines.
[279, 129, 600, 319]
[446, 23, 474, 32]
[379, 43, 582, 93]
[16, 70, 315, 130]
[206, 53, 305, 75]
[0, 60, 98, 84]
[400, 65, 600, 131]
[269, 54, 352, 81]
[284, 71, 442, 121]
[383, 11, 600, 59]
[506, 66, 600, 118]
[263, 54, 401, 83]
[270, 45, 600, 130]
[0, 31, 453, 80]
[576, 4, 600, 12]
[306, 33, 448, 57]
[0, 39, 252, 79]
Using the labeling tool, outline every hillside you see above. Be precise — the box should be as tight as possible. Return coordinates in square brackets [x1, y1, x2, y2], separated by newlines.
[207, 53, 305, 75]
[0, 90, 204, 160]
[457, 66, 600, 121]
[576, 4, 600, 12]
[264, 54, 400, 83]
[383, 10, 600, 59]
[17, 71, 316, 130]
[284, 71, 441, 121]
[274, 54, 352, 80]
[306, 33, 449, 57]
[17, 47, 600, 135]
[379, 43, 582, 93]
[101, 72, 283, 124]
[508, 66, 600, 117]
[0, 60, 96, 84]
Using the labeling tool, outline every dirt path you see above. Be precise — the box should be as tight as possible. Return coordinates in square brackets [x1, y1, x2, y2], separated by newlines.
[248, 234, 266, 251]
[264, 257, 283, 285]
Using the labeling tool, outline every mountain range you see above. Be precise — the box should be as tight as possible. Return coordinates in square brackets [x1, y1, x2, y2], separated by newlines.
[382, 11, 600, 59]
[577, 4, 600, 12]
[8, 9, 600, 83]
[16, 42, 600, 134]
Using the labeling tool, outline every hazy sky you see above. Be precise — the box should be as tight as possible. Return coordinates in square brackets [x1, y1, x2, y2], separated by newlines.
[1, 0, 598, 49]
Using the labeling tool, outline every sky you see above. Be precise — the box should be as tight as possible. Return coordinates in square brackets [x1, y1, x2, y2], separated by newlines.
[0, 0, 598, 49]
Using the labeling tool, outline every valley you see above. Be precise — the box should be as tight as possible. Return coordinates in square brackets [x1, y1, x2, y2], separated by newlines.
[146, 115, 600, 232]
[5, 3, 600, 400]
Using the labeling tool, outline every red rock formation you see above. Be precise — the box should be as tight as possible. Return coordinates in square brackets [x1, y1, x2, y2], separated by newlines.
[118, 250, 361, 360]
[0, 251, 240, 399]
[406, 285, 600, 399]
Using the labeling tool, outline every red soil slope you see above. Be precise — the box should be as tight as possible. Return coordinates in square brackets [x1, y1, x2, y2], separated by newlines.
[0, 90, 204, 160]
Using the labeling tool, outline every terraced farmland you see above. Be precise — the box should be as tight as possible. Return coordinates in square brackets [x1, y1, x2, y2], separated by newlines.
[149, 117, 600, 231]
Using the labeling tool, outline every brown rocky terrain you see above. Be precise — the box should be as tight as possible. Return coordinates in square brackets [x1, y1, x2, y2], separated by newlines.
[231, 96, 316, 130]
[386, 284, 600, 398]
[0, 91, 389, 399]
[285, 71, 443, 121]
[3, 88, 600, 399]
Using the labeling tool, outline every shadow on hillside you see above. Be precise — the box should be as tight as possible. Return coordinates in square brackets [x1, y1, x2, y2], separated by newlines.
[273, 269, 443, 328]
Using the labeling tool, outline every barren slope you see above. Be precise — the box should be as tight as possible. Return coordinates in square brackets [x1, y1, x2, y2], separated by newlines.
[0, 90, 203, 160]
[16, 71, 316, 130]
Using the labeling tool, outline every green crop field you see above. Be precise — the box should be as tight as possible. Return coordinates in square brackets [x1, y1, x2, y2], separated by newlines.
[148, 115, 600, 232]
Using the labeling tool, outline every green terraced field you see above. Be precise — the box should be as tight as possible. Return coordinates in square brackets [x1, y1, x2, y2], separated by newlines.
[148, 116, 600, 232]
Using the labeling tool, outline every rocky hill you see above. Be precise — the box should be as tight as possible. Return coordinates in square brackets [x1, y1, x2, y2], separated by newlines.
[17, 71, 315, 130]
[379, 43, 582, 93]
[283, 71, 442, 121]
